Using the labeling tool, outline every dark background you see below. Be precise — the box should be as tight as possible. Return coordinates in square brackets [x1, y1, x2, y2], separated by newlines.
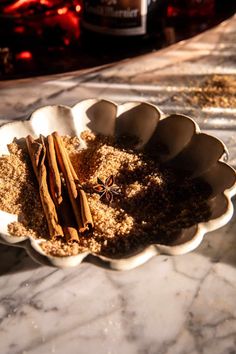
[0, 0, 235, 80]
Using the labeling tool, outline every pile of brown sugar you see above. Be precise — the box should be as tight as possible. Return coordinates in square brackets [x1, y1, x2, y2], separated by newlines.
[190, 74, 236, 108]
[0, 140, 48, 238]
[0, 132, 212, 258]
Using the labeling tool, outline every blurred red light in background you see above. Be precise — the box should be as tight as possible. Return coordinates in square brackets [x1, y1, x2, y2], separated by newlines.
[14, 26, 25, 33]
[75, 4, 81, 12]
[64, 38, 70, 45]
[16, 51, 33, 60]
[3, 0, 51, 13]
[167, 6, 180, 17]
[57, 7, 68, 15]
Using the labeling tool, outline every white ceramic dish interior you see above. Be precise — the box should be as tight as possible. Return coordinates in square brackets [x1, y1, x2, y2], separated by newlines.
[0, 99, 235, 270]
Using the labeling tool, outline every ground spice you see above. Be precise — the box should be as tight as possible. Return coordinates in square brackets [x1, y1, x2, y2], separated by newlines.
[190, 74, 236, 108]
[0, 132, 212, 258]
[0, 140, 48, 238]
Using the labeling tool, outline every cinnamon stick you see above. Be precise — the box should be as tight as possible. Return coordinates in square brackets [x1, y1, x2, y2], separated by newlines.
[52, 132, 94, 233]
[66, 154, 94, 232]
[26, 135, 64, 239]
[47, 135, 62, 204]
[46, 135, 79, 242]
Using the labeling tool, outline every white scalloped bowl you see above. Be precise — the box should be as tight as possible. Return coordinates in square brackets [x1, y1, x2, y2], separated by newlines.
[0, 99, 235, 270]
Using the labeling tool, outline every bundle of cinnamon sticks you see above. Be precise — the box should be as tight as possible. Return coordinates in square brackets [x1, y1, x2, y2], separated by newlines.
[26, 132, 93, 242]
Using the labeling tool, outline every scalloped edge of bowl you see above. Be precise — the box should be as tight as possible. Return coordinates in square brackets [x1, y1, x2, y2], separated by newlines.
[0, 99, 235, 270]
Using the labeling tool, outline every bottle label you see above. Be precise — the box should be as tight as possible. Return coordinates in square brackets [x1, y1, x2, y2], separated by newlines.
[82, 0, 148, 36]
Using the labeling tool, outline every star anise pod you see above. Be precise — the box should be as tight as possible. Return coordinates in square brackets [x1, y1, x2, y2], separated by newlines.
[93, 175, 119, 203]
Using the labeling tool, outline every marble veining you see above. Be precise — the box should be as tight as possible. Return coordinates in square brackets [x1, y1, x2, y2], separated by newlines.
[0, 214, 236, 354]
[0, 15, 236, 354]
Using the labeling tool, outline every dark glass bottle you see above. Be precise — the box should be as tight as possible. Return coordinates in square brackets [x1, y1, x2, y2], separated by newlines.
[82, 0, 167, 49]
[81, 0, 168, 39]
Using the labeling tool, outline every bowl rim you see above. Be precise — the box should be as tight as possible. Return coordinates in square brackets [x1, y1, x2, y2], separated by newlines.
[0, 98, 235, 270]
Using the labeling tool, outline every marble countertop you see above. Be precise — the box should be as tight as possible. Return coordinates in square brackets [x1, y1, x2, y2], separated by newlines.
[0, 15, 236, 354]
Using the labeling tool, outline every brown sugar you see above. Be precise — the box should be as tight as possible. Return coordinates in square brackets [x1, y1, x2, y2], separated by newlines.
[191, 74, 236, 108]
[0, 139, 48, 238]
[0, 132, 212, 258]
